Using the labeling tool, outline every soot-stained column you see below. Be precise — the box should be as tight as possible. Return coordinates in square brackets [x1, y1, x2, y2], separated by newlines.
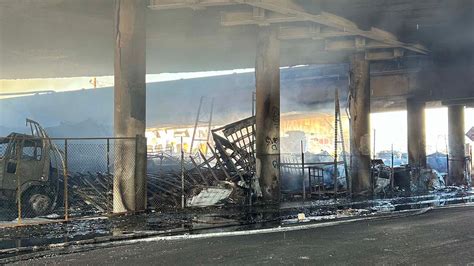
[255, 26, 280, 203]
[349, 53, 371, 197]
[448, 105, 466, 185]
[407, 98, 427, 169]
[113, 0, 147, 213]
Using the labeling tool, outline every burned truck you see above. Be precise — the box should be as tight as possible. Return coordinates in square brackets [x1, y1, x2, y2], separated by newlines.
[0, 119, 61, 217]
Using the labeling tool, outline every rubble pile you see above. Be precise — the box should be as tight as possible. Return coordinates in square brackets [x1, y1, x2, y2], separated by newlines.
[64, 116, 463, 212]
[67, 117, 257, 211]
[411, 168, 446, 192]
[149, 116, 257, 208]
[67, 172, 113, 213]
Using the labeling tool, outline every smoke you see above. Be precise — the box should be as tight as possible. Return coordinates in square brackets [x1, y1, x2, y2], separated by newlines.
[0, 65, 348, 134]
[1, 1, 472, 147]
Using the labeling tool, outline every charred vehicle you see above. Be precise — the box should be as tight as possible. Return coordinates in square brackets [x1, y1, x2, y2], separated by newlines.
[0, 119, 61, 217]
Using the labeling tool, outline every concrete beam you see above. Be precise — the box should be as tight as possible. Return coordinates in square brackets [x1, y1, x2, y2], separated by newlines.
[365, 48, 404, 61]
[238, 0, 428, 54]
[255, 26, 281, 203]
[221, 9, 305, 26]
[114, 0, 147, 213]
[349, 52, 372, 197]
[406, 99, 427, 168]
[278, 25, 356, 40]
[448, 105, 466, 185]
[324, 38, 405, 61]
[149, 0, 233, 10]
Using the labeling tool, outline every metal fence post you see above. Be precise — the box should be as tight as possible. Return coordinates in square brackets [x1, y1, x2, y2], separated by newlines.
[301, 140, 306, 200]
[64, 139, 69, 221]
[135, 135, 139, 213]
[17, 138, 24, 225]
[134, 135, 147, 211]
[106, 138, 110, 175]
[446, 139, 449, 185]
[17, 175, 21, 225]
[391, 144, 394, 190]
[181, 136, 185, 209]
[106, 138, 110, 213]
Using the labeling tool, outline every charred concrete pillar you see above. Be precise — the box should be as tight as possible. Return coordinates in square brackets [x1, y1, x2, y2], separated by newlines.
[349, 53, 371, 197]
[113, 0, 147, 213]
[448, 105, 466, 185]
[255, 26, 280, 203]
[407, 99, 427, 168]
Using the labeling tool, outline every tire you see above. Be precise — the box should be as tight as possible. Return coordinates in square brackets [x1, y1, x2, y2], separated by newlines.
[22, 187, 53, 217]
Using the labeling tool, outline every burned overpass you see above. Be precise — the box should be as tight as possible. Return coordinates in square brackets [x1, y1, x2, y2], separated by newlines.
[1, 0, 473, 211]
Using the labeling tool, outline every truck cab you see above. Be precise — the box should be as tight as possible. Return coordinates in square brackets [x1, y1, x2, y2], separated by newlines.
[0, 119, 60, 217]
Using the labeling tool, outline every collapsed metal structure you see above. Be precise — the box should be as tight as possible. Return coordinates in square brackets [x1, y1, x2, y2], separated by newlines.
[151, 116, 258, 208]
[66, 116, 258, 210]
[58, 114, 470, 212]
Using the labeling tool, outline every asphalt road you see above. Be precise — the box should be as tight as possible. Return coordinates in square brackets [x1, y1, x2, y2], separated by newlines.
[14, 206, 474, 265]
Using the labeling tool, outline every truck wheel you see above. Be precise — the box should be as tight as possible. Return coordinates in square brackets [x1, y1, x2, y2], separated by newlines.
[22, 188, 53, 217]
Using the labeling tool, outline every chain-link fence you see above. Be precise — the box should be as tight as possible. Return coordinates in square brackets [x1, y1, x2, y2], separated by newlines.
[3, 134, 466, 227]
[280, 153, 350, 197]
[146, 149, 189, 209]
[0, 136, 139, 227]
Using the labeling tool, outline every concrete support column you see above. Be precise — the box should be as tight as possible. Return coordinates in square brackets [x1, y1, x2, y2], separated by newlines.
[255, 26, 280, 203]
[407, 99, 427, 168]
[448, 105, 466, 185]
[349, 53, 371, 197]
[113, 0, 147, 213]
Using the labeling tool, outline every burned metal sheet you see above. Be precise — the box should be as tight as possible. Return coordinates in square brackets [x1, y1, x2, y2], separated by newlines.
[187, 187, 233, 207]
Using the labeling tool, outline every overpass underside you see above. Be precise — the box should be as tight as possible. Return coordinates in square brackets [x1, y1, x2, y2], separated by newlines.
[107, 0, 473, 211]
[2, 0, 473, 211]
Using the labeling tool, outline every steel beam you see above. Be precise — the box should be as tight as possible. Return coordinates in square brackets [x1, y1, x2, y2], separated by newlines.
[114, 0, 147, 213]
[406, 99, 427, 169]
[349, 52, 371, 197]
[448, 105, 466, 185]
[255, 26, 280, 203]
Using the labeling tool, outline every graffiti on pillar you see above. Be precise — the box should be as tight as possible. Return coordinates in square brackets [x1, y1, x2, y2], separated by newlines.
[271, 106, 280, 129]
[272, 160, 278, 168]
[266, 136, 279, 151]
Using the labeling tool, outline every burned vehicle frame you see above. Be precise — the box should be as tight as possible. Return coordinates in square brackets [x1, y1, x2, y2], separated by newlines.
[0, 119, 61, 217]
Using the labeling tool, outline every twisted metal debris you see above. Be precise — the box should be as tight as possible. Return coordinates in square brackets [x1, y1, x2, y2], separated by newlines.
[68, 117, 258, 211]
